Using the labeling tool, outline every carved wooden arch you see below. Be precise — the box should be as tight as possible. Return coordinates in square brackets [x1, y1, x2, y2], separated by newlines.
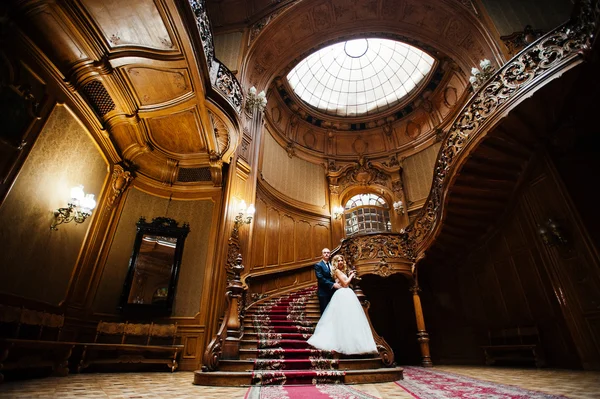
[241, 0, 505, 90]
[328, 157, 403, 204]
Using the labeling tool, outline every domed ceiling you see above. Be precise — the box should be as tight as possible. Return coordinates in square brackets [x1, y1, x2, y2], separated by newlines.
[239, 0, 505, 164]
[286, 38, 435, 118]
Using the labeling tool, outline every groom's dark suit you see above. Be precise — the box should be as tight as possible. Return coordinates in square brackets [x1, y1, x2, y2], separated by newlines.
[315, 259, 336, 313]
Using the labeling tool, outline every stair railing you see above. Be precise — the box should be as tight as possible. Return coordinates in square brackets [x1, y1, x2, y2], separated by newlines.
[202, 254, 246, 371]
[404, 0, 599, 262]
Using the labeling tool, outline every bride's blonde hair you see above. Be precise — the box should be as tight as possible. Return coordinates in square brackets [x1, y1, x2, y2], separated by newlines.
[331, 254, 346, 277]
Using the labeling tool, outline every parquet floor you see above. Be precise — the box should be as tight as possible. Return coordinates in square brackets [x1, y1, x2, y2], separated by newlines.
[0, 366, 598, 398]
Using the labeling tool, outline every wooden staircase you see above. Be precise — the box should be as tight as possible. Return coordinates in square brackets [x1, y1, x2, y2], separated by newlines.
[194, 286, 403, 386]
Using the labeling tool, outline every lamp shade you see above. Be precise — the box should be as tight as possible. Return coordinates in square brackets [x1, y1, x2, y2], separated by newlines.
[81, 194, 96, 211]
[71, 185, 85, 201]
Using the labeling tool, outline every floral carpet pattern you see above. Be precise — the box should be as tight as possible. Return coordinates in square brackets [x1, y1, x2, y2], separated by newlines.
[250, 288, 344, 385]
[245, 384, 379, 399]
[395, 366, 569, 399]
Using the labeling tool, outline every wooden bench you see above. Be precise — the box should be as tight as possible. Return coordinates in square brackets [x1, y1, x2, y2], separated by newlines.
[0, 305, 74, 382]
[78, 321, 182, 372]
[481, 326, 546, 367]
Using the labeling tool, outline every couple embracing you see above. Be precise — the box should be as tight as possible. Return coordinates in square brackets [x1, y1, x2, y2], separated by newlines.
[307, 248, 378, 355]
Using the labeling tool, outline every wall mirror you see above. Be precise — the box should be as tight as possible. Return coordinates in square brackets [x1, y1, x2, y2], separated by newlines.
[119, 217, 190, 316]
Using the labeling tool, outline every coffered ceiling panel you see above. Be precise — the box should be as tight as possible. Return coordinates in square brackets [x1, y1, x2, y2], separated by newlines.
[81, 0, 175, 50]
[125, 67, 193, 106]
[146, 109, 206, 155]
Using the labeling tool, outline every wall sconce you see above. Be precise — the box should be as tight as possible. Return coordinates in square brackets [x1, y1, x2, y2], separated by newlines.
[234, 200, 255, 227]
[393, 200, 405, 215]
[332, 206, 344, 220]
[51, 185, 96, 230]
[537, 218, 568, 246]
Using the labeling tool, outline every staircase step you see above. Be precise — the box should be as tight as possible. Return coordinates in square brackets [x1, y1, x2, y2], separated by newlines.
[240, 348, 334, 360]
[246, 320, 316, 326]
[241, 339, 311, 349]
[198, 285, 399, 386]
[217, 358, 386, 372]
[243, 325, 314, 334]
[193, 366, 404, 386]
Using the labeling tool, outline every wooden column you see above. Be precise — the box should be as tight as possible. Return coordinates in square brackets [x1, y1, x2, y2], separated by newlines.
[410, 282, 433, 367]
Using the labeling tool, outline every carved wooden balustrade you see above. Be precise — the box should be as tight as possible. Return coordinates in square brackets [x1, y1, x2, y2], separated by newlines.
[404, 0, 599, 261]
[334, 232, 415, 367]
[202, 254, 247, 371]
[185, 0, 243, 115]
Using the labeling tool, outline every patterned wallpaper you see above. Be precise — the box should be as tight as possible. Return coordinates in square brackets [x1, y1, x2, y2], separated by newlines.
[0, 105, 108, 304]
[214, 31, 243, 72]
[261, 130, 327, 207]
[403, 142, 442, 205]
[93, 188, 214, 317]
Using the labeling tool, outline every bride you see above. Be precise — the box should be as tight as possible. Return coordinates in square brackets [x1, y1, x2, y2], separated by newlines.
[307, 254, 378, 355]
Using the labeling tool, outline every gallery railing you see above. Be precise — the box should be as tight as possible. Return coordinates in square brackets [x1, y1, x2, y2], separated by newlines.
[403, 0, 599, 260]
[187, 0, 243, 114]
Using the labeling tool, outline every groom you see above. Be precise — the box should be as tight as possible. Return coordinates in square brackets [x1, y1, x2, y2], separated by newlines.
[314, 248, 341, 314]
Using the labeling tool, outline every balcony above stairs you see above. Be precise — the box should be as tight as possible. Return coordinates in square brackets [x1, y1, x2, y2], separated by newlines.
[194, 286, 403, 386]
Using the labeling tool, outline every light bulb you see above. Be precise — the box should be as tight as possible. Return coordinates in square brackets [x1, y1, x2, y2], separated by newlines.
[246, 204, 255, 216]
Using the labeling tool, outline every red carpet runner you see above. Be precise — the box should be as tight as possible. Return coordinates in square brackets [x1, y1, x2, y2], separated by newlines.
[250, 287, 344, 385]
[245, 384, 379, 399]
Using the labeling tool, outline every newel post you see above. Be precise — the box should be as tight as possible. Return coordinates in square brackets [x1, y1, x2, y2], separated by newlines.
[222, 254, 245, 359]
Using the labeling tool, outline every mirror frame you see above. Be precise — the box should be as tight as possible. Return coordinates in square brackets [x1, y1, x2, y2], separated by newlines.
[118, 216, 190, 316]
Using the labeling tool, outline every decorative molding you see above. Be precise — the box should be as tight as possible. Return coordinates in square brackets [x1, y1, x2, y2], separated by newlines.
[105, 164, 134, 211]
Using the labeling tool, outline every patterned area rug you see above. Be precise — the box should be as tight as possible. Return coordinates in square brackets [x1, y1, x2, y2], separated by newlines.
[245, 384, 379, 399]
[396, 366, 569, 399]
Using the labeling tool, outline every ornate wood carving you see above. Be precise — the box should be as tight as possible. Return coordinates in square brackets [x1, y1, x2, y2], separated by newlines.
[500, 25, 545, 56]
[202, 254, 246, 370]
[337, 233, 413, 269]
[105, 164, 134, 211]
[404, 3, 599, 258]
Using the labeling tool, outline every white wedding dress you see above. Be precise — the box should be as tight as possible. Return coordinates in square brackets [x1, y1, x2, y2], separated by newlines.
[307, 287, 378, 355]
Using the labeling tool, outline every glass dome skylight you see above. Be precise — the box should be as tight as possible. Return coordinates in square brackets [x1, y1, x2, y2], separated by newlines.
[286, 38, 435, 117]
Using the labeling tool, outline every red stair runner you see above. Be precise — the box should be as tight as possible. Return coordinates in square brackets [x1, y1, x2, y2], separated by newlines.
[250, 287, 344, 385]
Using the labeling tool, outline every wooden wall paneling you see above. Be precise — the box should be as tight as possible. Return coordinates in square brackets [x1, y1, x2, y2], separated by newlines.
[522, 161, 600, 369]
[312, 223, 331, 256]
[476, 250, 508, 327]
[459, 269, 487, 325]
[250, 197, 267, 270]
[296, 220, 312, 262]
[265, 207, 280, 266]
[280, 214, 295, 264]
[177, 324, 205, 371]
[493, 258, 531, 323]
